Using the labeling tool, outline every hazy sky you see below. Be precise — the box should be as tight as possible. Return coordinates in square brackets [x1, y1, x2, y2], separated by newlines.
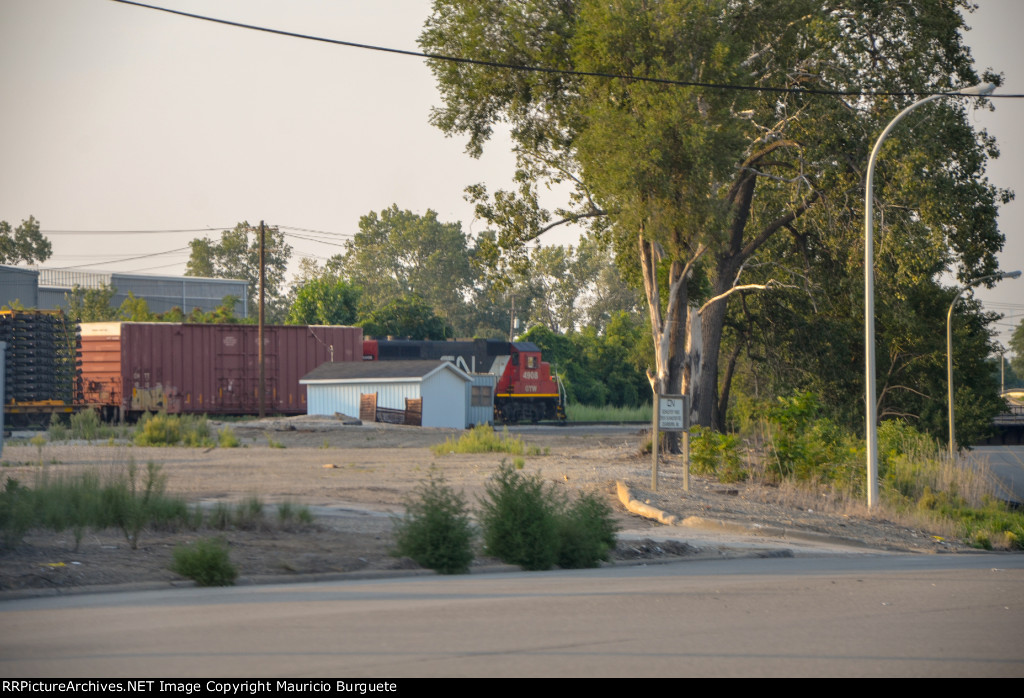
[1, 0, 1021, 345]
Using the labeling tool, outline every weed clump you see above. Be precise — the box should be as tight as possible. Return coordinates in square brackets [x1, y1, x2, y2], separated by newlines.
[431, 424, 540, 456]
[170, 537, 237, 586]
[392, 474, 475, 574]
[218, 426, 240, 448]
[134, 413, 216, 447]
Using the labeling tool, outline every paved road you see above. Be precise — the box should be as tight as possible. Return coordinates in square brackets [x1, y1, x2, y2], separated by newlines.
[973, 444, 1024, 504]
[2, 555, 1022, 678]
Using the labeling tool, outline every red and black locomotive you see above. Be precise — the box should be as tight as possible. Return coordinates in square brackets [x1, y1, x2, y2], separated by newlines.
[362, 338, 565, 423]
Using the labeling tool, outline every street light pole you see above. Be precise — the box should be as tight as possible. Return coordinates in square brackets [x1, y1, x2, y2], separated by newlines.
[863, 83, 995, 509]
[947, 270, 1021, 458]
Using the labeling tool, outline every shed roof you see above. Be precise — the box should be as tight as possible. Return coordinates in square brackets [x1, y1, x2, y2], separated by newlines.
[301, 359, 471, 384]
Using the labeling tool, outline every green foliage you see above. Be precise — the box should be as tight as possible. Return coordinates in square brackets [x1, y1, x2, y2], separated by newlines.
[186, 222, 292, 323]
[431, 424, 540, 456]
[47, 413, 69, 441]
[339, 205, 477, 336]
[2, 458, 190, 550]
[276, 500, 314, 528]
[555, 490, 619, 569]
[64, 284, 118, 322]
[478, 462, 560, 571]
[232, 496, 266, 530]
[49, 409, 127, 443]
[392, 474, 475, 574]
[218, 426, 240, 448]
[477, 462, 619, 570]
[762, 393, 862, 491]
[134, 413, 215, 447]
[101, 459, 186, 548]
[70, 409, 102, 441]
[359, 294, 453, 340]
[287, 274, 361, 326]
[688, 426, 747, 483]
[0, 215, 51, 265]
[170, 537, 237, 586]
[0, 477, 34, 548]
[423, 0, 1008, 432]
[521, 316, 651, 409]
[1011, 318, 1024, 380]
[565, 403, 652, 422]
[134, 413, 180, 446]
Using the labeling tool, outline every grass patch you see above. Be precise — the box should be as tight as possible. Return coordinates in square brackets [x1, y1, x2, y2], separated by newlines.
[431, 424, 541, 456]
[1, 458, 192, 550]
[170, 537, 237, 586]
[392, 474, 475, 574]
[277, 500, 314, 528]
[565, 403, 651, 423]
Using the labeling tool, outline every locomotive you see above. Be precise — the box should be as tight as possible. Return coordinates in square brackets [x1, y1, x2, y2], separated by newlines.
[362, 338, 565, 423]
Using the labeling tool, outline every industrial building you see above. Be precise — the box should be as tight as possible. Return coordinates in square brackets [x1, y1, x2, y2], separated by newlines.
[0, 265, 249, 318]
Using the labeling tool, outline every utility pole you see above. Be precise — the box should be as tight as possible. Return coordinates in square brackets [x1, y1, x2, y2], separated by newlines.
[258, 221, 266, 419]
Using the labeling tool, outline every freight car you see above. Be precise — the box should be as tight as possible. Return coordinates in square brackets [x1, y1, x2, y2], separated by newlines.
[79, 322, 362, 420]
[0, 310, 81, 425]
[362, 338, 565, 423]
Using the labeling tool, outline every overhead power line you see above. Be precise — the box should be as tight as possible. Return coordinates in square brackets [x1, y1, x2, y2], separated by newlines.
[46, 247, 191, 270]
[42, 227, 230, 235]
[110, 0, 1024, 99]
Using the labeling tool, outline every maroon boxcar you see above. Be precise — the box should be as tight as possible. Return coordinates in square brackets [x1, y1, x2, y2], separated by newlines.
[79, 322, 362, 419]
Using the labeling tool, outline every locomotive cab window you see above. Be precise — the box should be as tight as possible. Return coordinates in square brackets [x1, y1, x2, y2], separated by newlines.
[526, 355, 537, 369]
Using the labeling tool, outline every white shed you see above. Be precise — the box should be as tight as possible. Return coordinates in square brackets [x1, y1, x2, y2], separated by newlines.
[300, 360, 472, 429]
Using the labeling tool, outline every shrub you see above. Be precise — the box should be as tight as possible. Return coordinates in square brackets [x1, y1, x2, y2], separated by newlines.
[70, 409, 103, 441]
[392, 474, 475, 574]
[134, 413, 182, 446]
[478, 461, 560, 570]
[555, 490, 618, 569]
[179, 415, 214, 447]
[133, 413, 216, 447]
[218, 426, 240, 448]
[171, 537, 237, 586]
[47, 413, 69, 442]
[688, 427, 748, 483]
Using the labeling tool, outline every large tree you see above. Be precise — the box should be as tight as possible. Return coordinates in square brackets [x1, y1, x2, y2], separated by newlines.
[287, 274, 361, 326]
[422, 0, 1008, 430]
[0, 215, 51, 265]
[337, 205, 478, 336]
[186, 222, 292, 323]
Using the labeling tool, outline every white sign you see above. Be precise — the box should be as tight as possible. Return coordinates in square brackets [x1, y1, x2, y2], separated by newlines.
[658, 394, 687, 432]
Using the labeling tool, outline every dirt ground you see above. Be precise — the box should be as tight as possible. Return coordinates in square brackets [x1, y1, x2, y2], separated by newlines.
[0, 416, 983, 595]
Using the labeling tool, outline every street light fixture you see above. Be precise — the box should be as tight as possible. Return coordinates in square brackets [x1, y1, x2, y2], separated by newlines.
[863, 83, 996, 509]
[947, 270, 1022, 458]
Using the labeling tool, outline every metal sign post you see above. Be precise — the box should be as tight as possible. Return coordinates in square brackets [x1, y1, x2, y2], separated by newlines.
[651, 394, 689, 493]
